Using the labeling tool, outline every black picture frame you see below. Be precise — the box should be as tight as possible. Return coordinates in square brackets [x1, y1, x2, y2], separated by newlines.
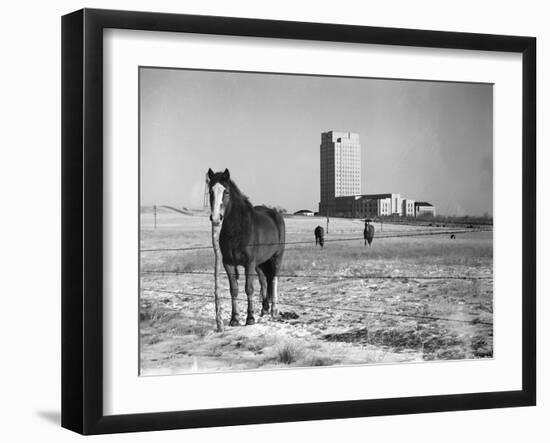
[61, 8, 536, 435]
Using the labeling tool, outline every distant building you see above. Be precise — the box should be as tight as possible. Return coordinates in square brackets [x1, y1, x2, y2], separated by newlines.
[402, 199, 416, 217]
[325, 193, 407, 218]
[319, 131, 361, 214]
[414, 202, 436, 217]
[325, 194, 435, 218]
[294, 209, 315, 216]
[317, 130, 435, 218]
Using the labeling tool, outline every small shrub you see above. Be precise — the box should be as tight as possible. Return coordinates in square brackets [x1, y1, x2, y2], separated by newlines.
[276, 342, 302, 364]
[140, 305, 175, 324]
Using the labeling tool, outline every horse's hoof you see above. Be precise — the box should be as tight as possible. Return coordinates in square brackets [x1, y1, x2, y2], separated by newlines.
[271, 309, 278, 318]
[260, 307, 270, 317]
[229, 317, 240, 327]
[245, 316, 255, 326]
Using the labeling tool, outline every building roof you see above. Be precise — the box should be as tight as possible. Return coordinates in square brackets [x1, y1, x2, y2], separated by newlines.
[415, 202, 433, 207]
[294, 209, 314, 214]
[322, 130, 360, 142]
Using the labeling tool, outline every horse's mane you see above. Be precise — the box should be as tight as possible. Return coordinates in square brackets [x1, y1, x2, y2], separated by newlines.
[220, 178, 255, 248]
[227, 179, 254, 213]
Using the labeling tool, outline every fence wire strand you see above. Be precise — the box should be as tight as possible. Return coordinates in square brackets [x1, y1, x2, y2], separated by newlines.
[141, 287, 492, 326]
[140, 227, 492, 253]
[141, 269, 492, 280]
[140, 223, 493, 328]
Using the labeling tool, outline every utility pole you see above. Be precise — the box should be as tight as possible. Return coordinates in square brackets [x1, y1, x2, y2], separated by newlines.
[153, 205, 157, 230]
[326, 210, 330, 234]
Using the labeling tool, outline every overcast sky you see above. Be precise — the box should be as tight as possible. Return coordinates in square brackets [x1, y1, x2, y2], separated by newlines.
[140, 68, 492, 216]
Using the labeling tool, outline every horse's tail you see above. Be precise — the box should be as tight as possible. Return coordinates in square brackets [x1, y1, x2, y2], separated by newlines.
[261, 207, 285, 242]
[271, 210, 286, 252]
[271, 212, 285, 276]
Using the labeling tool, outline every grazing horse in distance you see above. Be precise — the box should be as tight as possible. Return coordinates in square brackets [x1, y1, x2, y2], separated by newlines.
[208, 168, 285, 326]
[314, 225, 325, 248]
[364, 221, 375, 247]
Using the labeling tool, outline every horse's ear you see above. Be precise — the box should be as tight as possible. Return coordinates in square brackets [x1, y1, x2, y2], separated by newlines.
[207, 168, 214, 180]
[223, 168, 230, 180]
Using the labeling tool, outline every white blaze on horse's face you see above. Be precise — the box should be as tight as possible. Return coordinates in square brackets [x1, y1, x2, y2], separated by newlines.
[210, 183, 226, 226]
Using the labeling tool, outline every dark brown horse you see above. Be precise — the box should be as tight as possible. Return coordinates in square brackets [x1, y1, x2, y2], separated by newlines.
[364, 221, 375, 247]
[314, 225, 324, 248]
[208, 168, 285, 326]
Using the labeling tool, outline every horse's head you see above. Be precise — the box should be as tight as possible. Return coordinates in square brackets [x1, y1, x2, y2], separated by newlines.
[207, 168, 231, 226]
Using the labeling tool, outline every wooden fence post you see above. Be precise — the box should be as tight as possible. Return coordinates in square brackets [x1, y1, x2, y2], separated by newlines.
[211, 223, 224, 332]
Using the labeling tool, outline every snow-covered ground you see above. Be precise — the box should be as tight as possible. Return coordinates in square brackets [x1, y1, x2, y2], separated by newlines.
[139, 209, 493, 375]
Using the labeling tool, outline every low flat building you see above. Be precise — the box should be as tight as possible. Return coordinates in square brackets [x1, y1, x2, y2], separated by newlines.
[414, 202, 436, 217]
[324, 193, 401, 218]
[294, 209, 315, 216]
[321, 194, 434, 218]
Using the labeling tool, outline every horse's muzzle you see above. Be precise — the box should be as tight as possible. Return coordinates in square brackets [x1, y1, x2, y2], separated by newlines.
[210, 214, 223, 226]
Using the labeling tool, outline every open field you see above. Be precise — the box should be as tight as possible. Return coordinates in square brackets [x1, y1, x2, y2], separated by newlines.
[140, 207, 493, 375]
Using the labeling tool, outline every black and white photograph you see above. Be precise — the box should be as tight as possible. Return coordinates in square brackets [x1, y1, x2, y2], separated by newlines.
[1, 0, 540, 439]
[139, 67, 494, 375]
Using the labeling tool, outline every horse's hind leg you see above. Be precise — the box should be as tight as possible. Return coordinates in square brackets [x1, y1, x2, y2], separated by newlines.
[244, 263, 256, 325]
[259, 261, 277, 318]
[271, 275, 279, 317]
[256, 264, 269, 316]
[270, 252, 284, 317]
[224, 264, 240, 326]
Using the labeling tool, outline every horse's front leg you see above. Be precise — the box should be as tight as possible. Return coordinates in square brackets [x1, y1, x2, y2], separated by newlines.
[244, 263, 256, 325]
[224, 264, 240, 326]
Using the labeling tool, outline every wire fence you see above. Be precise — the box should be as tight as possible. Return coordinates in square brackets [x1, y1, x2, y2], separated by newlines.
[141, 287, 493, 326]
[140, 224, 493, 328]
[141, 269, 492, 281]
[140, 226, 492, 253]
[375, 218, 493, 227]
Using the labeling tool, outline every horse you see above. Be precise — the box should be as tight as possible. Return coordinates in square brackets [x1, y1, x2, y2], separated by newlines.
[207, 168, 285, 326]
[364, 221, 375, 247]
[314, 225, 325, 248]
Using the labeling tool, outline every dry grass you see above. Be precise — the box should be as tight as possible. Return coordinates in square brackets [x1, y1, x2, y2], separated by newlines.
[275, 341, 302, 364]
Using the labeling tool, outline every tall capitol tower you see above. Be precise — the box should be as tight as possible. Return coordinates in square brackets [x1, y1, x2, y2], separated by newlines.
[319, 131, 361, 214]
